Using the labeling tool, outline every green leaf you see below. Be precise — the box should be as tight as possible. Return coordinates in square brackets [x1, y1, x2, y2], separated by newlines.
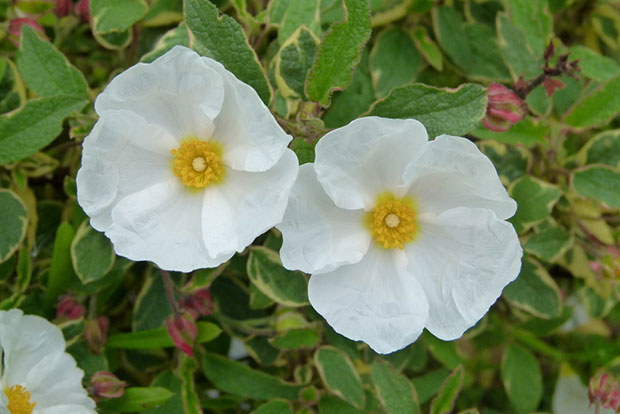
[318, 395, 365, 414]
[289, 138, 316, 165]
[371, 359, 420, 414]
[430, 365, 465, 414]
[179, 355, 201, 414]
[478, 141, 530, 183]
[433, 7, 510, 81]
[569, 46, 620, 82]
[412, 27, 442, 71]
[184, 0, 272, 105]
[16, 247, 31, 293]
[0, 57, 25, 115]
[132, 267, 173, 331]
[507, 0, 552, 57]
[247, 246, 308, 307]
[141, 22, 190, 63]
[91, 0, 149, 33]
[305, 0, 371, 106]
[98, 387, 174, 412]
[253, 399, 293, 414]
[424, 333, 464, 369]
[0, 189, 28, 262]
[576, 129, 620, 168]
[496, 13, 542, 80]
[143, 371, 183, 414]
[411, 368, 451, 405]
[278, 0, 320, 43]
[524, 226, 572, 263]
[0, 95, 87, 165]
[107, 322, 221, 349]
[501, 345, 543, 413]
[143, 0, 183, 27]
[268, 0, 290, 25]
[503, 256, 562, 318]
[270, 328, 319, 350]
[70, 220, 115, 284]
[275, 26, 319, 99]
[509, 176, 562, 233]
[565, 76, 620, 128]
[314, 346, 365, 409]
[201, 352, 302, 400]
[471, 118, 549, 147]
[369, 27, 421, 99]
[45, 222, 76, 308]
[572, 166, 620, 208]
[367, 83, 487, 137]
[18, 26, 89, 99]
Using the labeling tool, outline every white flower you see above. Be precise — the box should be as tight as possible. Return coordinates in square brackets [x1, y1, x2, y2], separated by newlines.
[277, 117, 522, 354]
[552, 364, 615, 414]
[76, 46, 299, 272]
[0, 309, 96, 414]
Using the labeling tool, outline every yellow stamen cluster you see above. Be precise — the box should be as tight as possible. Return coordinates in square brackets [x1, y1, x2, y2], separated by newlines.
[171, 138, 224, 188]
[6, 385, 36, 414]
[368, 195, 416, 249]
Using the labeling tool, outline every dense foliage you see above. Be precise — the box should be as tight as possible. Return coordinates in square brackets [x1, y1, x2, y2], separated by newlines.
[1, 0, 620, 413]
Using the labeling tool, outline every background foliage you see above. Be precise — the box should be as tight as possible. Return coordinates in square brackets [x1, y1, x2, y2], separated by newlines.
[1, 0, 620, 413]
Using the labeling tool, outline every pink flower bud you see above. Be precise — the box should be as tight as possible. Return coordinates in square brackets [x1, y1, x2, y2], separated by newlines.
[8, 18, 45, 46]
[85, 316, 109, 354]
[54, 0, 73, 17]
[482, 83, 526, 133]
[90, 371, 127, 399]
[56, 294, 86, 320]
[74, 0, 90, 22]
[166, 311, 197, 357]
[180, 288, 214, 320]
[589, 373, 620, 410]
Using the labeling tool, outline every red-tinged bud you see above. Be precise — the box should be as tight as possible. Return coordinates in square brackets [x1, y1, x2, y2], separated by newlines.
[483, 83, 525, 132]
[543, 78, 565, 97]
[589, 261, 603, 273]
[86, 316, 109, 354]
[90, 371, 127, 399]
[589, 373, 620, 410]
[54, 0, 73, 17]
[166, 311, 197, 357]
[74, 0, 90, 22]
[56, 294, 86, 320]
[8, 18, 45, 46]
[180, 288, 214, 320]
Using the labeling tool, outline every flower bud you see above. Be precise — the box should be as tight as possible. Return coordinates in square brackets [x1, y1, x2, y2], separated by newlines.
[482, 83, 526, 133]
[56, 294, 86, 320]
[74, 0, 90, 22]
[166, 311, 197, 357]
[589, 373, 620, 410]
[54, 0, 73, 17]
[8, 18, 45, 46]
[85, 316, 109, 354]
[180, 288, 214, 320]
[90, 371, 127, 399]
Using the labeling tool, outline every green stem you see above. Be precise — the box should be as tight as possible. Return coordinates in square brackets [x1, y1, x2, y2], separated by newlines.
[512, 329, 565, 361]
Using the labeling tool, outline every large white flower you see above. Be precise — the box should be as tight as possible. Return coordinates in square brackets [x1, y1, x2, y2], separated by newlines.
[77, 46, 299, 272]
[0, 309, 96, 414]
[277, 117, 522, 354]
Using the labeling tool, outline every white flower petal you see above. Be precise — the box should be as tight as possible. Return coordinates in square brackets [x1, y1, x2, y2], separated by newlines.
[106, 178, 232, 271]
[95, 46, 223, 140]
[201, 150, 298, 257]
[77, 111, 176, 231]
[405, 135, 517, 219]
[40, 405, 96, 414]
[314, 117, 428, 210]
[278, 164, 370, 274]
[406, 207, 522, 340]
[0, 389, 8, 414]
[552, 368, 613, 414]
[308, 246, 429, 354]
[200, 56, 292, 172]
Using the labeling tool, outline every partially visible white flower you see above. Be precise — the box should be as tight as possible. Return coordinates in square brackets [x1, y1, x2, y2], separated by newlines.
[553, 364, 615, 414]
[77, 46, 299, 272]
[0, 309, 96, 414]
[277, 117, 522, 354]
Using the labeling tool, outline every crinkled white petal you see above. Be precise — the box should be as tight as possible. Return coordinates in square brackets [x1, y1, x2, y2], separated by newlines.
[95, 46, 223, 140]
[0, 310, 95, 413]
[39, 405, 97, 414]
[106, 178, 232, 272]
[77, 111, 176, 232]
[308, 246, 429, 354]
[201, 150, 298, 257]
[314, 117, 428, 210]
[405, 207, 522, 340]
[405, 135, 517, 220]
[278, 164, 370, 274]
[200, 56, 292, 172]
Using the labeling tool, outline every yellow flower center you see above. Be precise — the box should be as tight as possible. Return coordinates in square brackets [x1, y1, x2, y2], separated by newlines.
[368, 193, 416, 249]
[6, 385, 36, 414]
[171, 138, 224, 188]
